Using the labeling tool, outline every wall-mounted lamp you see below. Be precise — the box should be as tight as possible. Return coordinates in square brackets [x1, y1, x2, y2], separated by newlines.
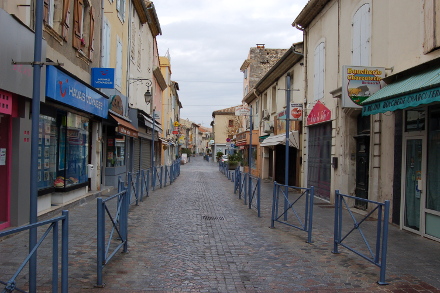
[130, 78, 153, 105]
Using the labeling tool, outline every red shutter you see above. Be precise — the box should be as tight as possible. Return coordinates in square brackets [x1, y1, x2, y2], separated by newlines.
[61, 0, 71, 40]
[88, 7, 95, 59]
[43, 0, 49, 23]
[72, 0, 83, 49]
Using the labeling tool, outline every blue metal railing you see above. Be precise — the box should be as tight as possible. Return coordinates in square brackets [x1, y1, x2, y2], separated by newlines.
[233, 168, 241, 194]
[127, 172, 140, 207]
[247, 174, 261, 217]
[96, 179, 128, 287]
[140, 169, 150, 201]
[332, 190, 390, 285]
[0, 211, 69, 293]
[151, 165, 164, 190]
[271, 182, 314, 243]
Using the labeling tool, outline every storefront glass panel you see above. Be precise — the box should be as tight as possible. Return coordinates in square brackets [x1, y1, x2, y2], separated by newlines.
[426, 107, 440, 238]
[404, 139, 422, 231]
[38, 115, 57, 190]
[55, 112, 89, 189]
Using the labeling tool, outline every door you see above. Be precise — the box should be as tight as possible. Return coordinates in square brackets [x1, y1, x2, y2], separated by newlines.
[354, 136, 370, 209]
[307, 123, 332, 200]
[0, 115, 11, 230]
[403, 138, 423, 231]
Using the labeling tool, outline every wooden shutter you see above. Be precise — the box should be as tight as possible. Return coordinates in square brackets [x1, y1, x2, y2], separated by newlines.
[61, 0, 71, 40]
[72, 0, 83, 49]
[43, 0, 49, 23]
[423, 0, 440, 54]
[88, 7, 95, 59]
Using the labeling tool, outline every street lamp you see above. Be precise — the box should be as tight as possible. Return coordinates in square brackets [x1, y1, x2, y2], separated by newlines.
[129, 78, 152, 105]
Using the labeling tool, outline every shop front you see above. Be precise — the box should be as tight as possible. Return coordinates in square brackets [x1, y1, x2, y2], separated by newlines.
[41, 66, 108, 212]
[102, 93, 138, 187]
[0, 8, 47, 228]
[362, 64, 440, 241]
[306, 101, 332, 200]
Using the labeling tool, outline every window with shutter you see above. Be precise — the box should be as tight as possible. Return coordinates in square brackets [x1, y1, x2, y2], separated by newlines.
[423, 0, 440, 54]
[314, 42, 325, 100]
[352, 4, 370, 66]
[115, 36, 123, 88]
[61, 0, 71, 40]
[72, 0, 84, 49]
[102, 18, 111, 67]
[88, 7, 95, 60]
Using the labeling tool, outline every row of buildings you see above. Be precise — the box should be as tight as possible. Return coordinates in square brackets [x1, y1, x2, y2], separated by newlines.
[212, 0, 440, 242]
[0, 1, 204, 231]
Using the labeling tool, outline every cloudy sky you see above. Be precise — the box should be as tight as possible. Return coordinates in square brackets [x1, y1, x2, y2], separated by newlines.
[153, 0, 309, 128]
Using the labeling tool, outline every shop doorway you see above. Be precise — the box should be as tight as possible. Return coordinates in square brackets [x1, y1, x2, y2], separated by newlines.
[403, 138, 423, 231]
[307, 123, 331, 200]
[0, 114, 11, 230]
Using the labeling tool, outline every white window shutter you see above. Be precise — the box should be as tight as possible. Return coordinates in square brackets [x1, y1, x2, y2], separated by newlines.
[116, 37, 123, 88]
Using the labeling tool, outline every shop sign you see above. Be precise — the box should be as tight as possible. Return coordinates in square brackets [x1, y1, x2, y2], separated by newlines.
[91, 68, 115, 88]
[235, 105, 250, 116]
[290, 103, 303, 121]
[46, 66, 109, 118]
[342, 65, 385, 108]
[307, 101, 331, 126]
[117, 125, 138, 138]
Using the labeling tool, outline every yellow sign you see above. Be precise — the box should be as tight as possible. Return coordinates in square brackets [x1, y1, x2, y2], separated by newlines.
[173, 121, 180, 127]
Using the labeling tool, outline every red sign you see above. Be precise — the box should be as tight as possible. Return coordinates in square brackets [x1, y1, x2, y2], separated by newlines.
[307, 101, 331, 125]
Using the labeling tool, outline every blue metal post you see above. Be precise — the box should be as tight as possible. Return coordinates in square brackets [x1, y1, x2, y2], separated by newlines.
[61, 210, 69, 293]
[332, 190, 340, 254]
[271, 183, 278, 228]
[121, 190, 129, 253]
[96, 198, 104, 287]
[52, 221, 59, 292]
[127, 172, 132, 209]
[378, 200, 390, 285]
[307, 186, 315, 243]
[257, 178, 261, 217]
[284, 74, 291, 221]
[29, 2, 44, 291]
[135, 172, 139, 205]
[140, 170, 145, 201]
[248, 106, 252, 207]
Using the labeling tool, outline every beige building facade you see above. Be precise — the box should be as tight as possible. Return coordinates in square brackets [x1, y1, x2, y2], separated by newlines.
[294, 0, 440, 240]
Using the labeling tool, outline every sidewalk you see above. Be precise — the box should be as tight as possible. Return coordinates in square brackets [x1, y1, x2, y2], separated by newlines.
[1, 157, 440, 292]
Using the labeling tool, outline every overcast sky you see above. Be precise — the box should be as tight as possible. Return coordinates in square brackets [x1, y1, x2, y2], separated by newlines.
[153, 0, 309, 128]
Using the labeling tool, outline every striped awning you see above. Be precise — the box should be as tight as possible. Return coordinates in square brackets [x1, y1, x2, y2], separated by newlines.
[362, 67, 440, 116]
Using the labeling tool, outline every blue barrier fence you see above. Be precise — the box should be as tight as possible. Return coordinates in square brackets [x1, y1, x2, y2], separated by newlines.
[271, 182, 315, 243]
[332, 190, 390, 285]
[0, 211, 69, 293]
[97, 159, 181, 286]
[140, 169, 150, 201]
[96, 179, 128, 287]
[247, 174, 261, 217]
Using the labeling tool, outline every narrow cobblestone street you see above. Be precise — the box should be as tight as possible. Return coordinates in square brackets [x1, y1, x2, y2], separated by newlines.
[2, 157, 440, 292]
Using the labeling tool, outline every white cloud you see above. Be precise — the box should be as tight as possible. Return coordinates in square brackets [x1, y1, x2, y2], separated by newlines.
[154, 0, 308, 127]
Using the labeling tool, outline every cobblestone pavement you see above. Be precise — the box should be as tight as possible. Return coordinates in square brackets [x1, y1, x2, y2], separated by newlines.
[1, 156, 440, 292]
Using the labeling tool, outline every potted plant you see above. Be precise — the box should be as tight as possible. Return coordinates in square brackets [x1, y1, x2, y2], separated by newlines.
[227, 152, 242, 170]
[216, 151, 224, 162]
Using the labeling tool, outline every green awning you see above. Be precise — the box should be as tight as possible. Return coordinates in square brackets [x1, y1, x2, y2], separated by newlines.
[362, 67, 440, 116]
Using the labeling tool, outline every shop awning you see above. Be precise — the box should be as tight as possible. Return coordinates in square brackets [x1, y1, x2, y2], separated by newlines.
[110, 113, 138, 138]
[260, 131, 299, 149]
[362, 67, 440, 116]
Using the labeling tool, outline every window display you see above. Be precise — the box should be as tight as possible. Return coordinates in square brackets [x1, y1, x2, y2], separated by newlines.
[107, 134, 125, 167]
[55, 112, 89, 189]
[37, 115, 57, 190]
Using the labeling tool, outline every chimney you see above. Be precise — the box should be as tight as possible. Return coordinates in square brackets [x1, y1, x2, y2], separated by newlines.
[256, 44, 265, 49]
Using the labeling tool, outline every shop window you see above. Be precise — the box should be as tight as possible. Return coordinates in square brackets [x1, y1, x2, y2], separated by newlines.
[405, 108, 425, 132]
[106, 134, 126, 167]
[38, 115, 58, 190]
[427, 107, 440, 212]
[55, 112, 89, 190]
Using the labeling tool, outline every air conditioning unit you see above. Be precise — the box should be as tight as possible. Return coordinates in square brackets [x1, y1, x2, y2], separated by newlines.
[262, 109, 270, 120]
[262, 121, 273, 133]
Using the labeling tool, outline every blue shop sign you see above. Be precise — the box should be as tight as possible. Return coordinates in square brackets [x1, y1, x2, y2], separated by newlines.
[91, 68, 115, 88]
[46, 66, 108, 118]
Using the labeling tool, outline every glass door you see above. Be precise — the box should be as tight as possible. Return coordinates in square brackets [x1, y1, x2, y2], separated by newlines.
[403, 138, 423, 231]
